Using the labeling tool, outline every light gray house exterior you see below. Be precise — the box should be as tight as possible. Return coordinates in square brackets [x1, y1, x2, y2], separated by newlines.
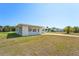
[16, 24, 45, 36]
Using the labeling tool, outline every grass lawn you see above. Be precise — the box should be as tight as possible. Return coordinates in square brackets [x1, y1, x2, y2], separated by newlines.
[0, 32, 79, 55]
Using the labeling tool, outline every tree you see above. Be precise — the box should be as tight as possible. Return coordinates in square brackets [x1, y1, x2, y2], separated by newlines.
[3, 26, 10, 32]
[9, 26, 15, 31]
[0, 26, 3, 32]
[47, 27, 51, 32]
[45, 27, 51, 32]
[64, 26, 73, 34]
[51, 27, 55, 32]
[73, 26, 79, 33]
[51, 28, 54, 32]
[0, 25, 16, 32]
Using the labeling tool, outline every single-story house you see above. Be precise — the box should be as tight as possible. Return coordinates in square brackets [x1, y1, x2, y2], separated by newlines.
[16, 24, 45, 36]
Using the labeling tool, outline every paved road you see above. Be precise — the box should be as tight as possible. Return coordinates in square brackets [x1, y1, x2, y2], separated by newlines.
[42, 33, 79, 38]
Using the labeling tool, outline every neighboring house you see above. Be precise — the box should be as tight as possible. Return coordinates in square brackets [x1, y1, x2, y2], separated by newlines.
[16, 24, 45, 36]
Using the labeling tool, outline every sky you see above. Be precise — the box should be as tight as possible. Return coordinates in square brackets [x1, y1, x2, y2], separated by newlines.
[0, 3, 79, 28]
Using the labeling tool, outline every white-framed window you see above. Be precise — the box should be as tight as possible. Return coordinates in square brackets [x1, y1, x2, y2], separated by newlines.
[33, 29, 36, 32]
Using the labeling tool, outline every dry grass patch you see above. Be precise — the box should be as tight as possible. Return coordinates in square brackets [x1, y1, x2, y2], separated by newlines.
[0, 32, 79, 55]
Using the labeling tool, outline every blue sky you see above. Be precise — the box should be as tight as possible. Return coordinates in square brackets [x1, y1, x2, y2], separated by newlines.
[0, 3, 79, 28]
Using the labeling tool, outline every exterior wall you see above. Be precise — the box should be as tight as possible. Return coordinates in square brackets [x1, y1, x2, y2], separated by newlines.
[16, 26, 22, 35]
[16, 24, 45, 36]
[22, 26, 28, 36]
[28, 26, 41, 35]
[28, 29, 41, 35]
[28, 32, 40, 35]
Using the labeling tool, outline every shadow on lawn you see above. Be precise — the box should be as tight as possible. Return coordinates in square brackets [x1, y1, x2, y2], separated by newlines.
[7, 32, 22, 39]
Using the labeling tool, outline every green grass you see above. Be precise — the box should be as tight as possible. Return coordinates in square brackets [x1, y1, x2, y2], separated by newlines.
[0, 32, 20, 39]
[0, 32, 79, 55]
[0, 32, 8, 39]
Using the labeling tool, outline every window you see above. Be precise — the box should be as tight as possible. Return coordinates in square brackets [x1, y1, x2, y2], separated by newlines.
[33, 29, 36, 32]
